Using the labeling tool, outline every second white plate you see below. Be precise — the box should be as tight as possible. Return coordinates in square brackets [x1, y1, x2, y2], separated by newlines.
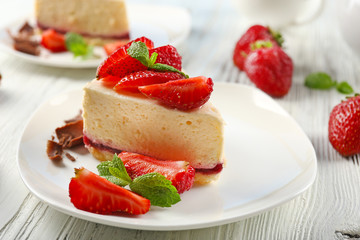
[17, 83, 317, 230]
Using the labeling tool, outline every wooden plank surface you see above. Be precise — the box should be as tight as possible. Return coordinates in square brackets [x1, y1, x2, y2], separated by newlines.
[1, 0, 360, 239]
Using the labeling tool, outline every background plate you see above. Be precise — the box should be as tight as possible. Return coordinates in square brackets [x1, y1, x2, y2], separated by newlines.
[0, 4, 191, 68]
[17, 83, 317, 231]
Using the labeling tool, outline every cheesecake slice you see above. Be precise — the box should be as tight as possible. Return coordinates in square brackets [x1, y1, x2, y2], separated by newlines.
[35, 0, 129, 45]
[82, 80, 225, 184]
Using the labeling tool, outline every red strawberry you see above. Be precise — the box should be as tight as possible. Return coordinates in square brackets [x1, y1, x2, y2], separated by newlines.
[103, 40, 127, 55]
[97, 42, 182, 79]
[139, 76, 213, 110]
[113, 70, 184, 93]
[40, 29, 66, 52]
[69, 167, 150, 215]
[328, 95, 360, 156]
[233, 25, 283, 71]
[100, 75, 122, 88]
[244, 43, 293, 97]
[118, 152, 195, 194]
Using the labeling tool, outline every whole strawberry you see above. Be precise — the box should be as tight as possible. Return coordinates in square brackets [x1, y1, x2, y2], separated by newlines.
[233, 25, 283, 71]
[244, 41, 293, 97]
[328, 95, 360, 156]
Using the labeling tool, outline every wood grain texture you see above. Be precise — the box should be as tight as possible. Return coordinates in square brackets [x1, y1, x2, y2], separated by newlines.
[2, 0, 360, 239]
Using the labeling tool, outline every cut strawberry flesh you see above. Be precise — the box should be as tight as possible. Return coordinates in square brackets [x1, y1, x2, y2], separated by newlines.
[118, 152, 195, 194]
[113, 70, 184, 93]
[138, 76, 214, 110]
[40, 29, 66, 53]
[69, 167, 150, 215]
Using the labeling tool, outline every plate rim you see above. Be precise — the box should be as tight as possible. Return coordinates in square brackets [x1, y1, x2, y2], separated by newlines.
[16, 82, 317, 231]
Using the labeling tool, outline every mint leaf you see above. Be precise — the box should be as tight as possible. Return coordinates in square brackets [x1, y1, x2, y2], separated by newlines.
[151, 63, 189, 78]
[97, 154, 132, 186]
[65, 33, 94, 59]
[129, 172, 180, 207]
[336, 81, 354, 94]
[127, 41, 188, 78]
[304, 72, 336, 89]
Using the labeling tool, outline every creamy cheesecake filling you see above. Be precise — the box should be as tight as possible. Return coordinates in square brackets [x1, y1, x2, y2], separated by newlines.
[83, 134, 223, 175]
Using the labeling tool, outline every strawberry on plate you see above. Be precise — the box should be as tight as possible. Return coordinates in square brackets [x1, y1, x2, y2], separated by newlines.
[138, 76, 213, 110]
[328, 95, 360, 157]
[69, 167, 150, 215]
[118, 151, 195, 194]
[113, 70, 184, 93]
[41, 29, 67, 53]
[244, 41, 293, 98]
[233, 25, 283, 71]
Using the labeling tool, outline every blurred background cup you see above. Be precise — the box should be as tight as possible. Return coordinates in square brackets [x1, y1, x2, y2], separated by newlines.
[231, 0, 324, 29]
[337, 0, 360, 58]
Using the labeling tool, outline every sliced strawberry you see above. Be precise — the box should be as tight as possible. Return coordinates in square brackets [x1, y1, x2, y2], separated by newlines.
[138, 76, 213, 110]
[96, 37, 154, 79]
[103, 40, 127, 56]
[69, 167, 150, 215]
[149, 45, 182, 71]
[113, 70, 184, 93]
[96, 43, 182, 79]
[40, 29, 66, 52]
[100, 75, 122, 88]
[118, 152, 195, 194]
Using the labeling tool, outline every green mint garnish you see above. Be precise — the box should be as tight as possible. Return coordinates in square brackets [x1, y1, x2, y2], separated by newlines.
[97, 154, 181, 207]
[65, 33, 95, 60]
[127, 41, 189, 78]
[336, 81, 354, 94]
[304, 72, 354, 94]
[130, 172, 181, 207]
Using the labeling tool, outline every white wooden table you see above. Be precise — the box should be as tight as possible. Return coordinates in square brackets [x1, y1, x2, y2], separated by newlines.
[1, 0, 360, 239]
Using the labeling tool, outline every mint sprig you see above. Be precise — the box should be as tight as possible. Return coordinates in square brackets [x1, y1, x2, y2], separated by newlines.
[65, 33, 95, 60]
[305, 72, 354, 94]
[127, 41, 189, 78]
[97, 154, 181, 207]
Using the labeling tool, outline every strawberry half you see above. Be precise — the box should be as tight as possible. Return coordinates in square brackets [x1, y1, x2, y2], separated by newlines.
[103, 40, 128, 56]
[328, 95, 360, 156]
[40, 29, 67, 53]
[119, 152, 195, 194]
[69, 167, 150, 215]
[113, 70, 185, 93]
[138, 76, 213, 110]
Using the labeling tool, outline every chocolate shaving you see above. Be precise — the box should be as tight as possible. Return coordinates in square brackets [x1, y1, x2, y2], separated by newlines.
[55, 120, 83, 148]
[46, 140, 63, 161]
[7, 21, 40, 56]
[65, 152, 76, 162]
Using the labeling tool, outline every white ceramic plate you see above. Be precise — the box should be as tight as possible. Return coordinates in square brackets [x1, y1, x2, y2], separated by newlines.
[0, 4, 191, 68]
[17, 83, 317, 231]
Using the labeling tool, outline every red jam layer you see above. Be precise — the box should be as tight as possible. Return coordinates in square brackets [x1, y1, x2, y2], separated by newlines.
[37, 22, 130, 40]
[83, 135, 223, 175]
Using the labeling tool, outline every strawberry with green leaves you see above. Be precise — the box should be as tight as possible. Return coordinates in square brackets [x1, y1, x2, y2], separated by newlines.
[233, 25, 283, 71]
[328, 95, 360, 157]
[244, 40, 293, 98]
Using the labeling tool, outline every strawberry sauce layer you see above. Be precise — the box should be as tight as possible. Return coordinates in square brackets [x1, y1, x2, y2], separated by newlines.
[83, 135, 223, 175]
[37, 22, 130, 40]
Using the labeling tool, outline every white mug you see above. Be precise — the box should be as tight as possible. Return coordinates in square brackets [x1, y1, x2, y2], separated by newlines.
[232, 0, 324, 29]
[337, 0, 360, 58]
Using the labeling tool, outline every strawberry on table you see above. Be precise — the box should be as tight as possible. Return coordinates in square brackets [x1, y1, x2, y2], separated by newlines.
[118, 151, 195, 194]
[69, 167, 150, 215]
[244, 41, 293, 98]
[233, 25, 283, 71]
[113, 70, 184, 93]
[40, 29, 67, 52]
[328, 95, 360, 157]
[139, 76, 214, 110]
